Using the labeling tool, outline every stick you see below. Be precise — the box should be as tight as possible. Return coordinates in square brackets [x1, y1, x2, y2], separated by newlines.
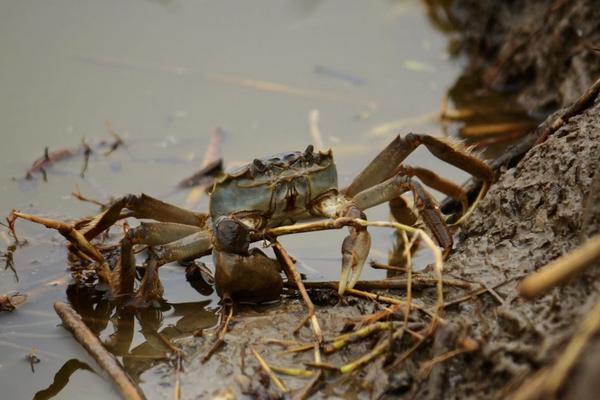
[308, 110, 325, 150]
[272, 241, 324, 344]
[53, 301, 146, 400]
[293, 370, 323, 400]
[250, 347, 288, 394]
[284, 277, 471, 290]
[185, 127, 225, 207]
[519, 235, 600, 299]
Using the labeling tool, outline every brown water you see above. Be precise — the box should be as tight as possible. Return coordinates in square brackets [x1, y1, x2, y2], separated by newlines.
[0, 1, 484, 398]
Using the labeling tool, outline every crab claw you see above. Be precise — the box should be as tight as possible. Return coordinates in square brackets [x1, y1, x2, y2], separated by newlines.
[339, 227, 371, 295]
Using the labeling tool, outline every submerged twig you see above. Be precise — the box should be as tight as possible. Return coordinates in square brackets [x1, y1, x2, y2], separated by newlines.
[26, 146, 78, 179]
[80, 139, 92, 178]
[104, 121, 125, 156]
[2, 244, 18, 281]
[53, 301, 146, 400]
[26, 348, 41, 373]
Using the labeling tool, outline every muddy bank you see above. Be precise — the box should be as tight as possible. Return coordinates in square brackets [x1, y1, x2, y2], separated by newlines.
[451, 0, 600, 114]
[396, 92, 600, 398]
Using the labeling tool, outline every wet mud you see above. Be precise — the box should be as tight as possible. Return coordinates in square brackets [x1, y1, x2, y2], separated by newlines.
[405, 93, 600, 399]
[452, 0, 600, 113]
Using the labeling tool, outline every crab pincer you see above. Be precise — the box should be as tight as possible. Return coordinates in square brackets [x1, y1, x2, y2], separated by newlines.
[338, 206, 371, 295]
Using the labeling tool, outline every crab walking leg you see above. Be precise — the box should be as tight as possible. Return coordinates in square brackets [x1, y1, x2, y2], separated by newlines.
[11, 212, 112, 285]
[113, 222, 211, 296]
[352, 175, 453, 254]
[344, 133, 493, 222]
[394, 165, 469, 216]
[79, 194, 209, 241]
[114, 223, 211, 299]
[11, 212, 104, 262]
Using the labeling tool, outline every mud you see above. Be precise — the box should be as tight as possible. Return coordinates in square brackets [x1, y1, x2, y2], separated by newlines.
[451, 0, 600, 114]
[397, 94, 600, 398]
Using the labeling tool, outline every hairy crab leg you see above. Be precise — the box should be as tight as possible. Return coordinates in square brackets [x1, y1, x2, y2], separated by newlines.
[117, 227, 213, 303]
[10, 211, 113, 285]
[394, 165, 469, 216]
[344, 133, 493, 223]
[79, 194, 209, 241]
[352, 175, 453, 254]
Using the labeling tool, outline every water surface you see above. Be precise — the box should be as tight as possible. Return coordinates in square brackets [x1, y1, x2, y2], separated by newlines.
[0, 1, 466, 398]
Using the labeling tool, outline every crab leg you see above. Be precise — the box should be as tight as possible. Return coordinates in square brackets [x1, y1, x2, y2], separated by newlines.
[339, 205, 371, 294]
[352, 175, 453, 254]
[344, 134, 493, 222]
[79, 194, 209, 241]
[116, 225, 213, 302]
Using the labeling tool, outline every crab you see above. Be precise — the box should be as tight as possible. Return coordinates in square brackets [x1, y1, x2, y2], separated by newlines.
[13, 133, 493, 306]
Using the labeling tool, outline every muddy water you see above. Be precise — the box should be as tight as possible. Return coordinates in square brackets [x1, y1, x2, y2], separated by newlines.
[1, 1, 469, 399]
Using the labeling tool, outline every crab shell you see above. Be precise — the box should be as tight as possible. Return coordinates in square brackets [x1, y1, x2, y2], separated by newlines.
[208, 147, 338, 229]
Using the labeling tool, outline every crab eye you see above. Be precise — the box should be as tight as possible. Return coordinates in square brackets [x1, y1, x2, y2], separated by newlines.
[304, 145, 314, 162]
[253, 159, 267, 172]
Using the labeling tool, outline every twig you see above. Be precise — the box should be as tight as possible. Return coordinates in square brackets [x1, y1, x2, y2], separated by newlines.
[185, 127, 225, 207]
[104, 121, 125, 156]
[308, 110, 324, 150]
[80, 139, 92, 178]
[25, 146, 79, 179]
[272, 241, 324, 344]
[53, 301, 147, 400]
[72, 186, 107, 208]
[250, 346, 288, 394]
[369, 261, 410, 273]
[293, 370, 323, 400]
[270, 365, 315, 378]
[324, 322, 399, 354]
[284, 277, 471, 290]
[176, 158, 223, 188]
[320, 328, 406, 374]
[519, 234, 600, 299]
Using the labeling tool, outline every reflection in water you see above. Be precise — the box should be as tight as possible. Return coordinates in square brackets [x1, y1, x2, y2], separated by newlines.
[445, 73, 540, 157]
[33, 359, 95, 400]
[62, 285, 218, 387]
